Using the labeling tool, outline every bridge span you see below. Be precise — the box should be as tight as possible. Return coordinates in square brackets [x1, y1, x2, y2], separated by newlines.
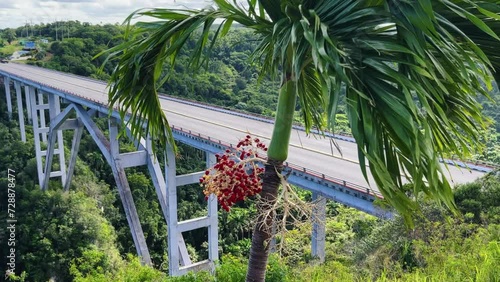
[0, 63, 490, 275]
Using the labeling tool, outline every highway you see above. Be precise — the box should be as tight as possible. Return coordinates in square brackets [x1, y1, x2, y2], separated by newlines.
[0, 63, 487, 193]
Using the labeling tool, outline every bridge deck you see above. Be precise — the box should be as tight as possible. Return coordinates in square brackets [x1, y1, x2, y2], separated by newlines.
[0, 63, 486, 194]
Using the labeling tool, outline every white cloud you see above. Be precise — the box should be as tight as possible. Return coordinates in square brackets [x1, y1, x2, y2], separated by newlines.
[0, 0, 212, 29]
[0, 1, 16, 9]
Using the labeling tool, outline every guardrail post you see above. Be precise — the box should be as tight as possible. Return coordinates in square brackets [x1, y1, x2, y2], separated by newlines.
[311, 192, 326, 263]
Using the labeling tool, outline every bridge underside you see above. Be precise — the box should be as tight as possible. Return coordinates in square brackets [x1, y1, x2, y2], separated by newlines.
[1, 73, 392, 275]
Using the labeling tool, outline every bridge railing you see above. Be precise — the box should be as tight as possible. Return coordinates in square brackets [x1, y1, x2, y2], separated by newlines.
[160, 94, 355, 143]
[170, 125, 383, 200]
[283, 162, 384, 199]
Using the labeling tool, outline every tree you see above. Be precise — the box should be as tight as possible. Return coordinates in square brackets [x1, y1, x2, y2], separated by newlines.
[3, 28, 16, 45]
[101, 1, 500, 281]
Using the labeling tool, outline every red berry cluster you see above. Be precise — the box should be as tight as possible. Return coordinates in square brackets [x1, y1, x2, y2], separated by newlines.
[200, 135, 267, 212]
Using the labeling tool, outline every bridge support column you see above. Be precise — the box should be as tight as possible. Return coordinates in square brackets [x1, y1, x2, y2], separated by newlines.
[206, 153, 219, 266]
[24, 85, 32, 122]
[14, 82, 26, 142]
[108, 118, 152, 265]
[39, 93, 67, 189]
[126, 130, 194, 274]
[64, 120, 83, 191]
[165, 151, 219, 276]
[165, 146, 181, 275]
[41, 105, 152, 265]
[163, 146, 196, 274]
[38, 90, 48, 143]
[43, 101, 85, 191]
[311, 192, 326, 263]
[30, 86, 46, 186]
[3, 77, 12, 119]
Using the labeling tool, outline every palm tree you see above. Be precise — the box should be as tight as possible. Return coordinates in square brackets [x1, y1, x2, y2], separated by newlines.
[102, 1, 500, 281]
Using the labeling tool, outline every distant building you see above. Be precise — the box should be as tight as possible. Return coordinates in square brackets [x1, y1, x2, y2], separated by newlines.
[40, 39, 48, 44]
[23, 41, 37, 51]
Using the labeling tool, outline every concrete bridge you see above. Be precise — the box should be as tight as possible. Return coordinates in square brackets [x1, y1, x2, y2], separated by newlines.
[0, 63, 490, 275]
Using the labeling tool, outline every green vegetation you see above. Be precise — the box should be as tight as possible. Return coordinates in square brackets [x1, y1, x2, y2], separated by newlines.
[0, 43, 21, 59]
[0, 13, 500, 281]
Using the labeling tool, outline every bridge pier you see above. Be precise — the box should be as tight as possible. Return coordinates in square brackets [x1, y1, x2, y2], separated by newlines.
[3, 77, 12, 119]
[13, 82, 26, 142]
[108, 118, 152, 265]
[30, 87, 51, 185]
[43, 105, 222, 270]
[33, 88, 67, 189]
[38, 90, 48, 143]
[206, 153, 219, 269]
[311, 192, 326, 263]
[65, 119, 84, 191]
[165, 146, 180, 274]
[165, 151, 219, 276]
[24, 85, 32, 122]
[42, 102, 82, 190]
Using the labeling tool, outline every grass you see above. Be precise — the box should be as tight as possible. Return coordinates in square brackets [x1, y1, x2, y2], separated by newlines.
[0, 40, 24, 56]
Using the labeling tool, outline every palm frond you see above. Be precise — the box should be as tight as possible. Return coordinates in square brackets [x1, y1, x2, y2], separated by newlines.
[99, 3, 263, 155]
[316, 0, 499, 223]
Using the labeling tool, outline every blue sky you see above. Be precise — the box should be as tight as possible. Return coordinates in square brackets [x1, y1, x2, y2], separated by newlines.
[0, 0, 212, 29]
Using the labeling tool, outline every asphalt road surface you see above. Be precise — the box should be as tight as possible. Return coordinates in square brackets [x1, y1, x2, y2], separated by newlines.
[0, 63, 487, 192]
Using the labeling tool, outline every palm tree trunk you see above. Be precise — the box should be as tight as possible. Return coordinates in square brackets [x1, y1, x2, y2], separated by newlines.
[246, 78, 296, 282]
[246, 159, 283, 282]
